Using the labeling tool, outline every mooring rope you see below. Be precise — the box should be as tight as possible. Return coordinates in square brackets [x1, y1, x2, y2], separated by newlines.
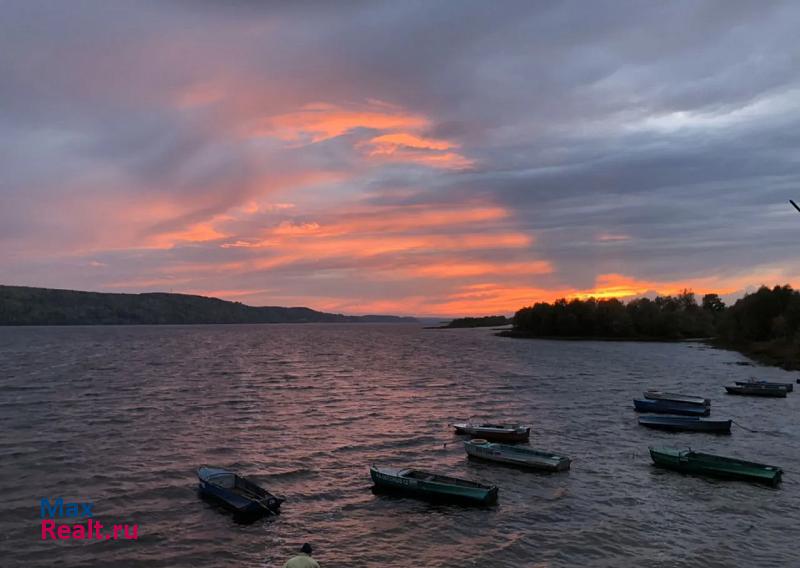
[731, 419, 760, 433]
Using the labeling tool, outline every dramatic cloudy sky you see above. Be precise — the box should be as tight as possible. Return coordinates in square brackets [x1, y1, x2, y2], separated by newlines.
[2, 1, 799, 316]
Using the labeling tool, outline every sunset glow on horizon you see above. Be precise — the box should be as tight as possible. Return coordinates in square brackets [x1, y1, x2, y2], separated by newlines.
[2, 3, 800, 317]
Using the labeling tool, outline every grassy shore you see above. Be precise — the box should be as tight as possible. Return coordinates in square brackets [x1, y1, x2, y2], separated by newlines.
[495, 330, 705, 342]
[499, 329, 800, 371]
[707, 338, 800, 371]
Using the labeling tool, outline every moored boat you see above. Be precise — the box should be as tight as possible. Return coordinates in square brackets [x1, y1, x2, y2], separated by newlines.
[633, 399, 710, 416]
[638, 415, 731, 434]
[725, 384, 787, 398]
[643, 391, 710, 406]
[452, 422, 530, 442]
[197, 466, 283, 517]
[464, 439, 570, 471]
[735, 379, 793, 393]
[369, 465, 498, 505]
[649, 447, 782, 486]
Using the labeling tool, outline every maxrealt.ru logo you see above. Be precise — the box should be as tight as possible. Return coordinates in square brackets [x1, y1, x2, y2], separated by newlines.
[40, 498, 138, 541]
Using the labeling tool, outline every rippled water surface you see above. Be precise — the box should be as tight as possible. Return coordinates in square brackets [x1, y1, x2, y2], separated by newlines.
[1, 324, 798, 567]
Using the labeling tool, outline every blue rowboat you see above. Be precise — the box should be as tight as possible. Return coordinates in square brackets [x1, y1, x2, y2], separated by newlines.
[197, 466, 283, 517]
[638, 415, 731, 434]
[370, 465, 498, 505]
[725, 384, 787, 398]
[464, 439, 571, 471]
[633, 399, 710, 416]
[735, 379, 793, 393]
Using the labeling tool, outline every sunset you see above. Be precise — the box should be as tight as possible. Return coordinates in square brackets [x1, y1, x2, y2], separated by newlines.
[3, 2, 800, 316]
[2, 3, 800, 567]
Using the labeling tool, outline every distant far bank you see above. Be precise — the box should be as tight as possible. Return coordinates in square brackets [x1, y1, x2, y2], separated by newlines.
[497, 286, 800, 371]
[428, 315, 511, 329]
[0, 285, 417, 326]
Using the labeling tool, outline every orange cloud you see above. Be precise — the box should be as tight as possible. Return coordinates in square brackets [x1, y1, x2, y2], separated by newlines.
[409, 260, 553, 279]
[596, 233, 631, 242]
[218, 204, 523, 264]
[252, 102, 428, 143]
[366, 133, 454, 152]
[147, 218, 231, 249]
[223, 205, 510, 243]
[249, 101, 472, 169]
[327, 205, 508, 235]
[244, 232, 532, 266]
[358, 132, 473, 169]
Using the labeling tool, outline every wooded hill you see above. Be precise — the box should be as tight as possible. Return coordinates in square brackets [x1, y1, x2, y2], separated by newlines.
[0, 285, 417, 325]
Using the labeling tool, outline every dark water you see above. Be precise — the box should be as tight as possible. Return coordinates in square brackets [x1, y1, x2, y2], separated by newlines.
[1, 324, 798, 567]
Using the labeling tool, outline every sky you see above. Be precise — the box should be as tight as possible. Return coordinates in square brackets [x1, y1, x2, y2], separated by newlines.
[2, 1, 800, 317]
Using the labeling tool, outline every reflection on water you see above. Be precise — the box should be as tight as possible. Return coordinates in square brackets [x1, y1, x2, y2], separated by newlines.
[0, 324, 798, 567]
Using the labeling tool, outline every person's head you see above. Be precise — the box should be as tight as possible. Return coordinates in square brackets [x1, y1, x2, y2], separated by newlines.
[300, 543, 312, 555]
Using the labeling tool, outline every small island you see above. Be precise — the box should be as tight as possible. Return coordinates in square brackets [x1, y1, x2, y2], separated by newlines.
[500, 285, 800, 371]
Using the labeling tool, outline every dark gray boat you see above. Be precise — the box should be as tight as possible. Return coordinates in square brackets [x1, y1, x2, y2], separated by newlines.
[370, 465, 498, 505]
[463, 439, 571, 471]
[725, 384, 787, 398]
[644, 391, 710, 406]
[735, 379, 793, 393]
[638, 415, 731, 433]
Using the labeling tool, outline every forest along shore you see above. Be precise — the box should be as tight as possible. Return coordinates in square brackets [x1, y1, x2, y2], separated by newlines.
[496, 285, 800, 371]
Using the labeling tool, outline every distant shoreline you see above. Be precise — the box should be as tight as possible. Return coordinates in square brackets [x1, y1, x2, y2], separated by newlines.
[0, 284, 417, 326]
[426, 315, 510, 329]
[0, 321, 421, 328]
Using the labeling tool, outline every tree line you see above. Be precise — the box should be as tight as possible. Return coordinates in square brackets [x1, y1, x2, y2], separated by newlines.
[511, 285, 800, 344]
[444, 315, 510, 328]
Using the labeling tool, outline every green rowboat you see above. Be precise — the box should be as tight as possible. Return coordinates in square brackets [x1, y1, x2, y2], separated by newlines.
[649, 447, 783, 487]
[370, 465, 498, 505]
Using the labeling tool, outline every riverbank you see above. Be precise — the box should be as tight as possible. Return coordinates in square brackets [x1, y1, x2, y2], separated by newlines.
[707, 338, 800, 371]
[495, 330, 705, 343]
[498, 329, 800, 371]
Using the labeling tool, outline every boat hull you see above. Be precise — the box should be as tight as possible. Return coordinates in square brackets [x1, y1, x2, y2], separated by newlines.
[197, 467, 283, 518]
[644, 391, 710, 406]
[633, 399, 710, 416]
[370, 466, 498, 505]
[452, 423, 530, 442]
[725, 385, 787, 398]
[649, 447, 782, 487]
[464, 440, 570, 471]
[735, 380, 793, 393]
[638, 416, 731, 434]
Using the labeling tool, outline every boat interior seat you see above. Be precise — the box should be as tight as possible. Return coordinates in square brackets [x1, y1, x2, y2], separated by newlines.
[213, 474, 236, 489]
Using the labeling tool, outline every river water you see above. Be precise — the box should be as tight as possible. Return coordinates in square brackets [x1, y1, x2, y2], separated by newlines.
[0, 324, 798, 567]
